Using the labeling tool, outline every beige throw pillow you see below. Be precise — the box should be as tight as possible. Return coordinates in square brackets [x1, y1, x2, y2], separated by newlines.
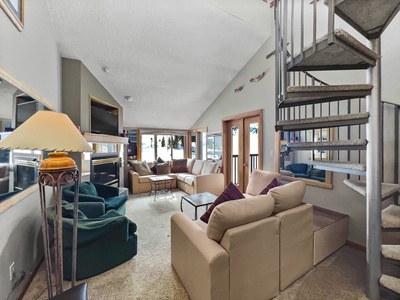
[187, 159, 196, 173]
[201, 160, 218, 175]
[191, 160, 204, 175]
[269, 181, 305, 213]
[245, 169, 281, 196]
[132, 161, 152, 176]
[207, 194, 274, 243]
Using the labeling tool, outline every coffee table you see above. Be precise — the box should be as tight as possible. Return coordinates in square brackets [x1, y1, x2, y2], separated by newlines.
[181, 192, 217, 220]
[148, 175, 174, 200]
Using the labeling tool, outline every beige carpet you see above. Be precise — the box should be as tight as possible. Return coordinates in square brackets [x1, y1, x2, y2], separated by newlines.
[23, 190, 370, 300]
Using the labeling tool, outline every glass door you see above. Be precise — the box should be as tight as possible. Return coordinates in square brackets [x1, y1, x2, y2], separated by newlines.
[223, 111, 262, 193]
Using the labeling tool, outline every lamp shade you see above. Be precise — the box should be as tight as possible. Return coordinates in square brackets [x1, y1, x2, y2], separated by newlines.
[0, 111, 93, 153]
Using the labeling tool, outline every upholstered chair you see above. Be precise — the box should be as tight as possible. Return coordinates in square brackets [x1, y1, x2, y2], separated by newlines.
[47, 201, 137, 280]
[62, 181, 127, 215]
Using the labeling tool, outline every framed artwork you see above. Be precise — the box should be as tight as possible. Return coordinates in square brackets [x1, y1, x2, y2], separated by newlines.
[0, 0, 24, 31]
[308, 128, 334, 161]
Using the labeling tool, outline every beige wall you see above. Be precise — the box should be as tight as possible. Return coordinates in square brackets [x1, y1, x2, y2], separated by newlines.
[192, 38, 277, 171]
[0, 1, 61, 299]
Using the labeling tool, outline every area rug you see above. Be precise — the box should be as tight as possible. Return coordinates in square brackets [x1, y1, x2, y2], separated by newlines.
[23, 190, 369, 300]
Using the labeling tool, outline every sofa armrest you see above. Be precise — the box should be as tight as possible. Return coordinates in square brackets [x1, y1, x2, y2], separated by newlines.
[129, 170, 140, 194]
[275, 203, 313, 290]
[171, 212, 229, 300]
[194, 173, 224, 196]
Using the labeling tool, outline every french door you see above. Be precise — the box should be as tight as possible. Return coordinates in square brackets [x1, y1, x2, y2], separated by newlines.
[223, 110, 262, 193]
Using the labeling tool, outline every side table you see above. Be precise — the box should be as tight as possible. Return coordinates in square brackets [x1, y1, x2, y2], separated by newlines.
[181, 192, 217, 220]
[148, 175, 174, 200]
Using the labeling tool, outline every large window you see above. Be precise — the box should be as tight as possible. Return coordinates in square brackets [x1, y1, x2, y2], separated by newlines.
[207, 133, 222, 160]
[141, 133, 185, 162]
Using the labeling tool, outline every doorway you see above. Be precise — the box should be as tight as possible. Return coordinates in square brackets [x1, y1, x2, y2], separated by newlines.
[222, 110, 263, 193]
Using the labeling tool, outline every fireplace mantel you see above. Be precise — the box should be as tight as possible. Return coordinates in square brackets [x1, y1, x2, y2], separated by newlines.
[83, 132, 128, 145]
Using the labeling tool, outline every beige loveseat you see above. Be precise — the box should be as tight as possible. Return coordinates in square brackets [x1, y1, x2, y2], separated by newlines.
[129, 159, 224, 196]
[171, 177, 313, 300]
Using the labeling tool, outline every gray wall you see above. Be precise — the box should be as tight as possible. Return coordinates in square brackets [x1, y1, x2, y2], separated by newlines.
[0, 1, 61, 299]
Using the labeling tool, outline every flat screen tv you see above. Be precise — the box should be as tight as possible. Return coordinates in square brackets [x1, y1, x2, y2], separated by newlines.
[90, 100, 119, 136]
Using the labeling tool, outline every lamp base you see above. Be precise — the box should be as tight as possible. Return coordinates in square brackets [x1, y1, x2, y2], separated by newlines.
[39, 152, 76, 171]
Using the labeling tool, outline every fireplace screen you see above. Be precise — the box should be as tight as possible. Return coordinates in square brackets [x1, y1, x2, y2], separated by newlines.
[90, 153, 120, 186]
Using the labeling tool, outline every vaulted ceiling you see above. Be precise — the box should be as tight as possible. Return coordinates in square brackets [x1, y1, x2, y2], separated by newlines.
[46, 0, 273, 130]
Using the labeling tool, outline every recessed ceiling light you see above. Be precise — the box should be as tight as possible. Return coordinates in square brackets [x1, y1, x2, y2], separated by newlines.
[124, 96, 133, 102]
[102, 66, 111, 73]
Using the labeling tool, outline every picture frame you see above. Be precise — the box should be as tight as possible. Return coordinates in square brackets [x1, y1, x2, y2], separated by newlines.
[308, 128, 334, 161]
[0, 0, 24, 31]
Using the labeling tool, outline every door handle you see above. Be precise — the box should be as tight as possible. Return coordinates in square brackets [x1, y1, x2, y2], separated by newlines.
[243, 163, 248, 167]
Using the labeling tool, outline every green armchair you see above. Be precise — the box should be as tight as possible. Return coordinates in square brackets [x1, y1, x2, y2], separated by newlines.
[62, 182, 127, 215]
[47, 201, 137, 280]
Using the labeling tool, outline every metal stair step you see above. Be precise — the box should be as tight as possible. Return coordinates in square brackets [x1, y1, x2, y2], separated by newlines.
[382, 205, 400, 229]
[279, 84, 373, 108]
[288, 139, 367, 151]
[328, 0, 400, 39]
[343, 179, 400, 200]
[288, 28, 379, 71]
[382, 245, 400, 262]
[275, 112, 369, 132]
[311, 160, 366, 176]
[380, 274, 400, 297]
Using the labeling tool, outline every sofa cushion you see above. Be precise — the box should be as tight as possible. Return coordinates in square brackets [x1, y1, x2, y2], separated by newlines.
[171, 159, 188, 173]
[270, 181, 305, 213]
[138, 175, 157, 183]
[156, 162, 170, 175]
[132, 160, 153, 176]
[259, 178, 280, 195]
[200, 182, 244, 223]
[191, 160, 204, 175]
[246, 169, 281, 196]
[207, 194, 274, 243]
[183, 175, 195, 186]
[176, 173, 192, 181]
[187, 158, 196, 173]
[150, 157, 165, 174]
[200, 160, 219, 175]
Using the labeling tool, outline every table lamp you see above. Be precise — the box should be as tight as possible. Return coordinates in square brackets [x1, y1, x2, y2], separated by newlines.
[0, 110, 93, 298]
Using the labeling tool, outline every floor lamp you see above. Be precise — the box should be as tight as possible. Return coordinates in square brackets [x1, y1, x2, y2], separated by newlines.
[0, 111, 93, 298]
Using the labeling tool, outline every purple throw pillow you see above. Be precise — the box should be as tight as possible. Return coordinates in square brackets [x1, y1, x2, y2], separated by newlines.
[200, 182, 245, 223]
[259, 178, 280, 195]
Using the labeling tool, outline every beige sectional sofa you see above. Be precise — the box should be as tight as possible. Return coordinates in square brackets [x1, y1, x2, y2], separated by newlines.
[129, 159, 224, 196]
[171, 174, 313, 300]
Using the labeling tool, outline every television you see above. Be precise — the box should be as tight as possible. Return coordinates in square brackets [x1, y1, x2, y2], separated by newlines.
[90, 99, 119, 136]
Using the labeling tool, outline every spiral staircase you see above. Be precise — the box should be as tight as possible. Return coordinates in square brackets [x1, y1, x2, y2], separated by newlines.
[274, 0, 400, 298]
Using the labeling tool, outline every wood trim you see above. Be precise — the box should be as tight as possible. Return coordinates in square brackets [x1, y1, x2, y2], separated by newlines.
[0, 65, 55, 111]
[0, 185, 37, 215]
[0, 0, 24, 31]
[346, 240, 366, 253]
[281, 175, 333, 189]
[222, 109, 263, 122]
[16, 256, 44, 300]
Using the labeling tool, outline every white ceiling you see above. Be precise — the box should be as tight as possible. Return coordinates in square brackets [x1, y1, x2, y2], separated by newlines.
[46, 0, 272, 130]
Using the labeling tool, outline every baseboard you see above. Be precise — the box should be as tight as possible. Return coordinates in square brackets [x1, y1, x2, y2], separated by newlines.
[346, 240, 366, 252]
[15, 256, 44, 300]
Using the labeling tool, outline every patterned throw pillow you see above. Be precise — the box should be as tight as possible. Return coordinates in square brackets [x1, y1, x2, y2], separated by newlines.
[171, 159, 187, 173]
[150, 157, 165, 174]
[156, 162, 170, 175]
[259, 178, 280, 195]
[200, 182, 245, 223]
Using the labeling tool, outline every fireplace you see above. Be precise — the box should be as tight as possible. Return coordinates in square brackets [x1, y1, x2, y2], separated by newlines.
[13, 152, 40, 190]
[90, 153, 120, 186]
